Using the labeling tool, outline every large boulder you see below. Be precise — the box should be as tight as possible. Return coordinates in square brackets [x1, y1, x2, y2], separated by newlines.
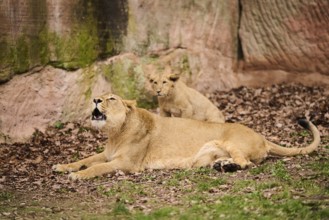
[0, 54, 150, 143]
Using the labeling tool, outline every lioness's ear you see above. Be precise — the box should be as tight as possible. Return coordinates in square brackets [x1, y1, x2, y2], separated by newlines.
[123, 99, 137, 111]
[169, 74, 180, 82]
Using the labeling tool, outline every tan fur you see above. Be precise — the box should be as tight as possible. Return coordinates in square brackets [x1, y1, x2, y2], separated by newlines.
[53, 93, 320, 180]
[148, 67, 225, 123]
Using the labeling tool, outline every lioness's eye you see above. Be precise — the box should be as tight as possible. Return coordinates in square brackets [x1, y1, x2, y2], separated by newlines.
[163, 81, 167, 84]
[108, 97, 116, 101]
[154, 81, 158, 85]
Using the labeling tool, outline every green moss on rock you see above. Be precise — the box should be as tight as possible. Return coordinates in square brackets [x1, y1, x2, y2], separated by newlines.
[30, 28, 50, 66]
[81, 66, 96, 100]
[102, 60, 155, 109]
[11, 36, 30, 73]
[50, 21, 99, 70]
[0, 0, 128, 82]
[0, 26, 50, 82]
[0, 40, 11, 82]
[103, 60, 139, 99]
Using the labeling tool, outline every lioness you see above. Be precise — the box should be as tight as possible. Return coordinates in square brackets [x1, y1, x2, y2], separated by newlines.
[148, 68, 225, 123]
[53, 93, 320, 180]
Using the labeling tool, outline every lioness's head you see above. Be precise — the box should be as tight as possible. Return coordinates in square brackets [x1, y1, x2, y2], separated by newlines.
[149, 72, 180, 97]
[91, 93, 136, 130]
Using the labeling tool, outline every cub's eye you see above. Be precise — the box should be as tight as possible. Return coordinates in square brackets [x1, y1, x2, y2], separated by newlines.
[149, 79, 154, 83]
[163, 81, 167, 84]
[154, 81, 158, 85]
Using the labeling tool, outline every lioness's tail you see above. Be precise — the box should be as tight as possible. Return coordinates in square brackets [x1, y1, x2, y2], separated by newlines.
[267, 119, 320, 156]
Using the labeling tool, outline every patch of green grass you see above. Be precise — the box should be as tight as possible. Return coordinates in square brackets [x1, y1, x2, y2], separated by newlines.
[0, 191, 13, 201]
[78, 127, 90, 133]
[271, 161, 291, 181]
[53, 121, 64, 129]
[290, 131, 310, 138]
[165, 168, 226, 192]
[255, 181, 280, 190]
[166, 178, 180, 187]
[111, 201, 130, 216]
[29, 200, 40, 206]
[32, 129, 42, 140]
[97, 180, 147, 204]
[71, 151, 81, 162]
[203, 193, 320, 219]
[96, 185, 108, 195]
[270, 189, 291, 201]
[195, 167, 213, 175]
[172, 169, 193, 181]
[186, 193, 207, 204]
[95, 145, 104, 154]
[56, 187, 71, 194]
[133, 193, 322, 220]
[308, 159, 329, 177]
[291, 179, 322, 195]
[140, 174, 157, 182]
[135, 207, 178, 220]
[24, 206, 53, 214]
[300, 130, 310, 137]
[249, 163, 272, 175]
[197, 178, 226, 192]
[232, 179, 254, 192]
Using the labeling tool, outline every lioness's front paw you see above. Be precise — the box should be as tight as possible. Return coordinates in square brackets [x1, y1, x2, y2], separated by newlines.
[68, 170, 95, 180]
[52, 163, 80, 172]
[213, 160, 241, 173]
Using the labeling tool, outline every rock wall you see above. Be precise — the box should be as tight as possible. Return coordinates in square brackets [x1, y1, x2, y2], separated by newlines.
[124, 0, 239, 91]
[0, 0, 128, 82]
[239, 0, 329, 74]
[0, 0, 48, 80]
[234, 0, 329, 88]
[1, 0, 328, 83]
[0, 0, 239, 90]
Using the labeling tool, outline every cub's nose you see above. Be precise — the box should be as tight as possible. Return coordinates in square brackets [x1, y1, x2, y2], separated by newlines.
[157, 91, 161, 95]
[93, 98, 102, 104]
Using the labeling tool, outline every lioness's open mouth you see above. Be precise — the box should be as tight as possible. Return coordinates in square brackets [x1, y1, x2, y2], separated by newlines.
[92, 108, 106, 121]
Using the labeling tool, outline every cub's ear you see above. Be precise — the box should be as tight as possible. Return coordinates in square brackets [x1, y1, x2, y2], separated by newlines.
[143, 64, 155, 79]
[144, 67, 156, 84]
[169, 74, 180, 82]
[123, 99, 137, 111]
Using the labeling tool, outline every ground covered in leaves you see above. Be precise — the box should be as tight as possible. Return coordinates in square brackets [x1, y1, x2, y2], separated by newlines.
[0, 84, 328, 219]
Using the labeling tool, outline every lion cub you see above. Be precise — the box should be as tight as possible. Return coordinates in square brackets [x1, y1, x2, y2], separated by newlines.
[148, 69, 225, 123]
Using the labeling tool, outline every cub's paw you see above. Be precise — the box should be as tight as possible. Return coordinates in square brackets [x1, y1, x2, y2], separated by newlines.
[52, 163, 80, 172]
[213, 161, 241, 173]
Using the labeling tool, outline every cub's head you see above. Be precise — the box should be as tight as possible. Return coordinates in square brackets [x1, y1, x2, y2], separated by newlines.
[149, 70, 180, 97]
[91, 93, 136, 130]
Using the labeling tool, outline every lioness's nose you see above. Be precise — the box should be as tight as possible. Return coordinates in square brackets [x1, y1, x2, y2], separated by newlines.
[93, 98, 102, 104]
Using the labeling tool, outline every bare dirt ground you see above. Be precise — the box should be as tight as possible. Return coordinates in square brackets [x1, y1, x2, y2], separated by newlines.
[0, 84, 328, 219]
